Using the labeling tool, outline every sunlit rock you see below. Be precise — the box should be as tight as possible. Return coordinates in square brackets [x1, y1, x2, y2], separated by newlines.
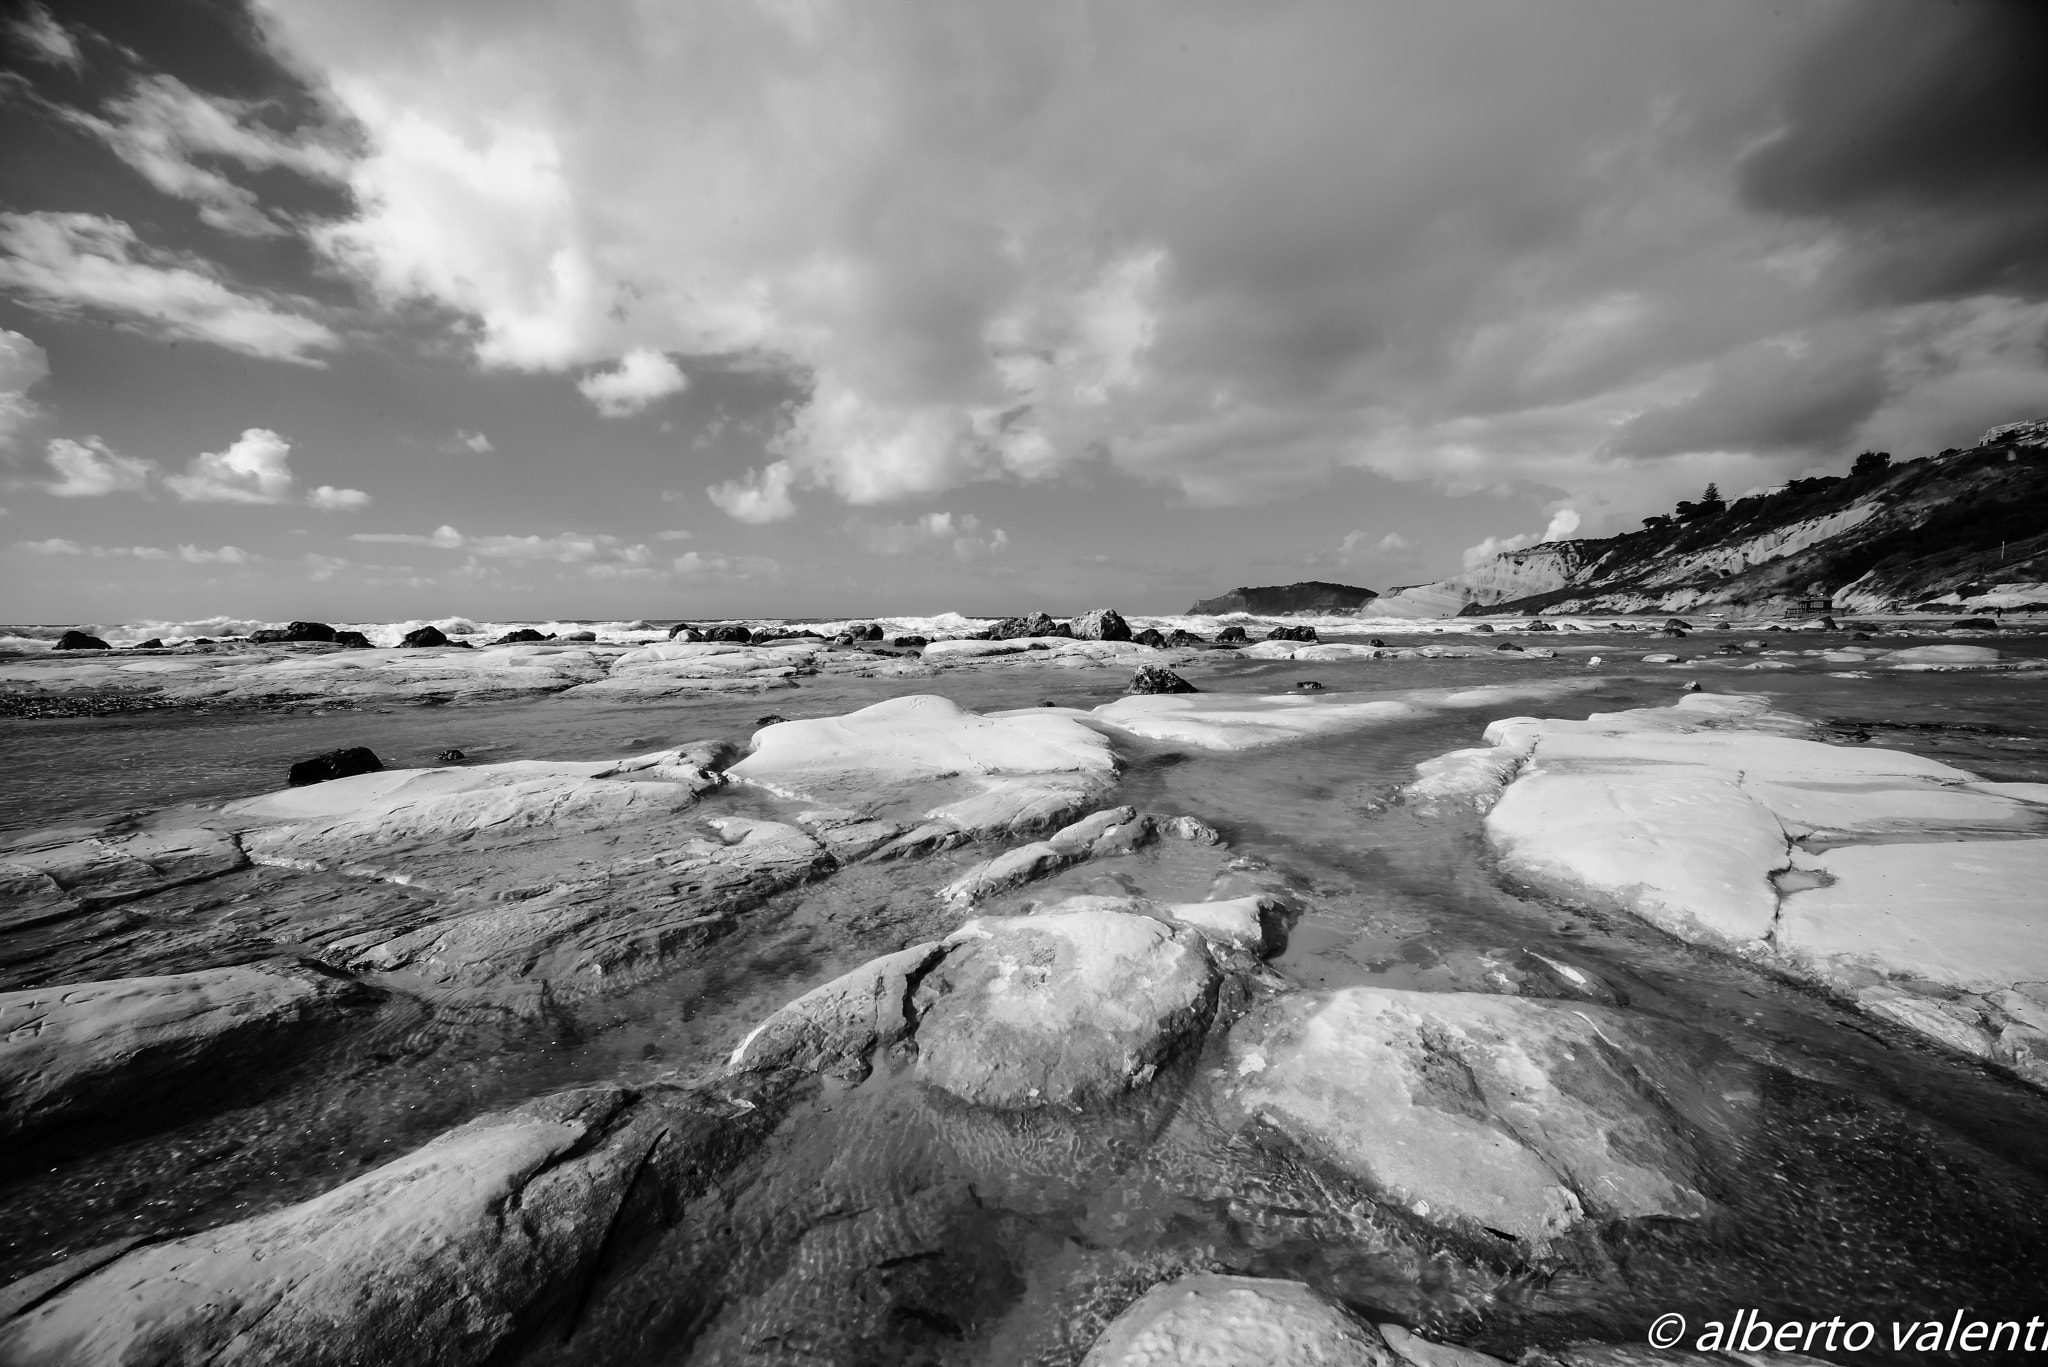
[1080, 1274, 1398, 1366]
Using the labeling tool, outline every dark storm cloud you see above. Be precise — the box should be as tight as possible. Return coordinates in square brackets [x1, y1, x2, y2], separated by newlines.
[1740, 0, 2048, 303]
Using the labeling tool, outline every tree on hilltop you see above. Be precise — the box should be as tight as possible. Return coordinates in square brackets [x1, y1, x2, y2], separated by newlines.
[1852, 450, 1892, 477]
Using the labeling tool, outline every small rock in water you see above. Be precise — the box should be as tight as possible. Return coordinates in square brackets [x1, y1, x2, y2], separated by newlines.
[1132, 627, 1167, 647]
[704, 623, 753, 643]
[1127, 665, 1197, 695]
[398, 625, 450, 649]
[1471, 623, 1494, 633]
[1642, 653, 1679, 664]
[332, 630, 373, 648]
[756, 713, 788, 726]
[1820, 615, 1840, 630]
[436, 749, 466, 763]
[1266, 624, 1318, 642]
[1494, 642, 1524, 653]
[665, 621, 698, 639]
[1664, 618, 1691, 631]
[1217, 625, 1249, 643]
[130, 638, 164, 650]
[1587, 655, 1603, 666]
[491, 628, 549, 644]
[890, 635, 929, 648]
[1683, 680, 1702, 692]
[1294, 680, 1324, 690]
[1166, 628, 1207, 646]
[559, 630, 598, 642]
[288, 746, 384, 786]
[54, 629, 111, 650]
[1368, 637, 1385, 647]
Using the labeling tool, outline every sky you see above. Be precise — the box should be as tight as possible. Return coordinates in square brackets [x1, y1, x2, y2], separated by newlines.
[2, 0, 2045, 623]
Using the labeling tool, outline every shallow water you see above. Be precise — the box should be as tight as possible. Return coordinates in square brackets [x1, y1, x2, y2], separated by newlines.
[4, 637, 2048, 1364]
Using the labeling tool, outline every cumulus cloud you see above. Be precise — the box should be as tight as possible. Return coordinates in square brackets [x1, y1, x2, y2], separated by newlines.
[252, 0, 2048, 528]
[349, 524, 653, 564]
[443, 430, 494, 453]
[706, 460, 796, 524]
[0, 329, 50, 453]
[577, 349, 689, 417]
[306, 484, 372, 511]
[45, 436, 155, 496]
[0, 213, 337, 364]
[58, 75, 351, 238]
[4, 4, 80, 68]
[179, 544, 256, 563]
[7, 537, 252, 563]
[167, 428, 298, 503]
[845, 510, 1008, 560]
[14, 537, 82, 555]
[1459, 508, 1583, 573]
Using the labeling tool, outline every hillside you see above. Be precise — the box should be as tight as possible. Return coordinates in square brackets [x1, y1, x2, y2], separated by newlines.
[1376, 426, 2048, 617]
[1187, 581, 1379, 615]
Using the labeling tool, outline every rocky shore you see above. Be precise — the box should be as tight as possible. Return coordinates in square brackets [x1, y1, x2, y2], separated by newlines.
[3, 636, 2046, 1363]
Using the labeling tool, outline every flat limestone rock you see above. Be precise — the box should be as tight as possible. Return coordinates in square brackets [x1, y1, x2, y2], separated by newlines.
[1441, 696, 2048, 1079]
[0, 829, 246, 912]
[728, 695, 1117, 813]
[230, 762, 707, 861]
[728, 940, 947, 1079]
[0, 960, 375, 1145]
[1087, 681, 1599, 752]
[1079, 1274, 1399, 1367]
[1777, 840, 2048, 993]
[0, 1087, 648, 1367]
[1222, 988, 1743, 1247]
[341, 819, 831, 995]
[910, 910, 1220, 1108]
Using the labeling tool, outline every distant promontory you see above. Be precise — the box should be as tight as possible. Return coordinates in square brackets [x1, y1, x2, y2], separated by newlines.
[1187, 581, 1379, 615]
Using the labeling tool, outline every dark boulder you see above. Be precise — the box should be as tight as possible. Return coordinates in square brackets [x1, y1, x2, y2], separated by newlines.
[249, 630, 291, 643]
[252, 621, 339, 644]
[288, 746, 384, 787]
[1495, 642, 1525, 652]
[756, 714, 788, 727]
[436, 749, 465, 763]
[130, 638, 164, 650]
[991, 612, 1067, 640]
[1132, 627, 1167, 647]
[558, 630, 598, 643]
[1165, 629, 1206, 646]
[1663, 618, 1691, 631]
[666, 622, 698, 638]
[490, 628, 549, 645]
[837, 621, 884, 641]
[1368, 637, 1385, 647]
[1656, 628, 1688, 639]
[891, 635, 929, 648]
[1217, 626, 1249, 643]
[1073, 608, 1133, 641]
[399, 625, 450, 649]
[1295, 680, 1323, 690]
[1126, 666, 1197, 695]
[1188, 581, 1378, 615]
[705, 624, 754, 643]
[54, 630, 111, 650]
[332, 630, 373, 649]
[1950, 617, 1999, 630]
[1523, 619, 1556, 631]
[754, 628, 823, 644]
[1266, 625, 1318, 643]
[1470, 623, 1494, 633]
[1819, 616, 1839, 631]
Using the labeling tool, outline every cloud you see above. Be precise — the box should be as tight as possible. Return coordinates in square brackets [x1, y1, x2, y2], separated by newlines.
[348, 523, 653, 564]
[255, 0, 2048, 528]
[577, 349, 689, 417]
[306, 484, 372, 511]
[167, 428, 297, 503]
[706, 460, 796, 524]
[845, 510, 1009, 560]
[659, 489, 689, 504]
[45, 436, 155, 496]
[1459, 508, 1582, 573]
[4, 4, 80, 68]
[653, 528, 693, 541]
[14, 537, 82, 555]
[671, 551, 780, 581]
[58, 75, 352, 238]
[0, 213, 337, 364]
[179, 544, 256, 563]
[442, 429, 494, 453]
[0, 330, 50, 452]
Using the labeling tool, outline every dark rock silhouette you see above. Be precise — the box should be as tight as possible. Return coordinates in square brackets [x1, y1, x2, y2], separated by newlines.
[54, 630, 110, 650]
[1188, 581, 1378, 615]
[1127, 666, 1197, 694]
[398, 625, 449, 649]
[288, 746, 384, 786]
[1266, 625, 1318, 643]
